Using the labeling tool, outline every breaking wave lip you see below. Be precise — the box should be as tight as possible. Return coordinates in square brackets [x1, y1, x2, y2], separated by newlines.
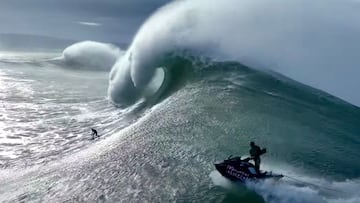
[142, 67, 168, 102]
[108, 49, 194, 107]
[108, 0, 360, 108]
[1, 41, 124, 73]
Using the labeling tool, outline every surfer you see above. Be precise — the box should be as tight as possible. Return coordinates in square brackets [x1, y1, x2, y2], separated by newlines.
[249, 141, 266, 172]
[91, 128, 98, 139]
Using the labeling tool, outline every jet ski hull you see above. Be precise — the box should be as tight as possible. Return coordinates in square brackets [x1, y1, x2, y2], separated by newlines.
[214, 156, 283, 183]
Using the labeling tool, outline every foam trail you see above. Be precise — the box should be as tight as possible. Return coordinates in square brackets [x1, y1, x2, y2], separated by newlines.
[62, 41, 123, 71]
[256, 163, 360, 203]
[210, 170, 360, 203]
[247, 177, 360, 203]
[247, 180, 326, 203]
[109, 0, 360, 107]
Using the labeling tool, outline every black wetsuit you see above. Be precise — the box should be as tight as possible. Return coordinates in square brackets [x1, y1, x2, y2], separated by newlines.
[249, 144, 265, 171]
[91, 128, 98, 139]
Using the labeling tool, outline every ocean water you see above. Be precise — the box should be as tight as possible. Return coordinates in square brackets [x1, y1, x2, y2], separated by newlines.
[0, 51, 359, 203]
[1, 0, 360, 202]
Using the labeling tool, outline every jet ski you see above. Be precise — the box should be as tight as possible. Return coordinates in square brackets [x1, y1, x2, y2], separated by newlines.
[214, 156, 283, 182]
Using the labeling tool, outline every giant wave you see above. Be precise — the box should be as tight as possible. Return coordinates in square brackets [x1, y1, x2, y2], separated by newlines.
[109, 0, 360, 107]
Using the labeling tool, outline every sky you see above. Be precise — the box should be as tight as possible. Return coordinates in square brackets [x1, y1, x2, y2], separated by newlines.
[0, 0, 170, 43]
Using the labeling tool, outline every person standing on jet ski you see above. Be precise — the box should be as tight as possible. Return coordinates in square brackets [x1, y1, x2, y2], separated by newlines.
[249, 141, 266, 172]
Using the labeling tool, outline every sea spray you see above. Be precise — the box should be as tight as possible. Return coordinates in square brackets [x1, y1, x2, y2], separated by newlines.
[62, 41, 123, 71]
[109, 0, 360, 107]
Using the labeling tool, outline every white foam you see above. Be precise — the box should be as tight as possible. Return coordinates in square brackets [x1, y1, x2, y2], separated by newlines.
[247, 176, 360, 203]
[210, 163, 360, 203]
[108, 52, 139, 106]
[62, 41, 123, 71]
[109, 0, 360, 107]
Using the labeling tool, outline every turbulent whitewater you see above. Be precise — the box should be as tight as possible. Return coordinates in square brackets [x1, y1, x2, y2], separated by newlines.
[1, 0, 360, 202]
[109, 0, 360, 107]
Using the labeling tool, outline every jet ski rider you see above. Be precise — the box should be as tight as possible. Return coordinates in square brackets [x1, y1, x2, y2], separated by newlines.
[249, 141, 266, 172]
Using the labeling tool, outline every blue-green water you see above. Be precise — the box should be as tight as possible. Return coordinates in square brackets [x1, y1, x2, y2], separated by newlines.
[0, 54, 359, 202]
[1, 0, 360, 202]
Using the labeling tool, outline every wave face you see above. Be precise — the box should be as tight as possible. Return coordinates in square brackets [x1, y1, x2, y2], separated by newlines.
[1, 1, 360, 202]
[0, 47, 360, 203]
[62, 41, 123, 71]
[109, 0, 360, 107]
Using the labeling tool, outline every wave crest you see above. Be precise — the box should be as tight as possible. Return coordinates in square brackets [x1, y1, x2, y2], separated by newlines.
[109, 0, 360, 107]
[62, 41, 123, 71]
